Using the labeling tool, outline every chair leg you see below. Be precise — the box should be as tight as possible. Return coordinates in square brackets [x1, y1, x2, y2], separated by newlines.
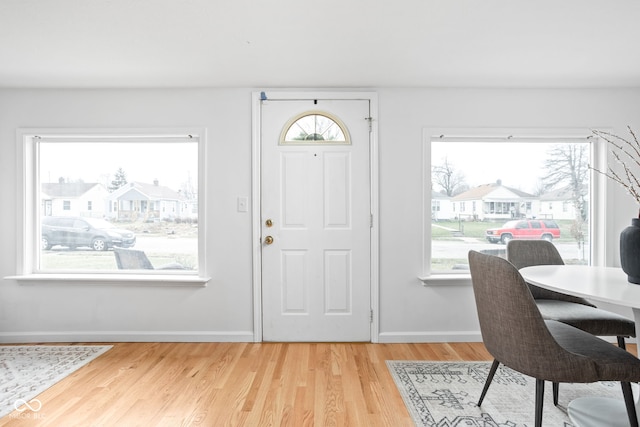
[621, 381, 638, 427]
[552, 382, 559, 406]
[477, 359, 500, 406]
[617, 336, 627, 350]
[535, 379, 545, 427]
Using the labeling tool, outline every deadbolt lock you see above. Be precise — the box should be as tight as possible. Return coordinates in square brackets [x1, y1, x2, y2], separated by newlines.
[265, 219, 273, 227]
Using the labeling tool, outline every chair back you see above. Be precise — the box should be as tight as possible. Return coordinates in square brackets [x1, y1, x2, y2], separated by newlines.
[468, 250, 572, 377]
[113, 248, 154, 270]
[506, 239, 563, 269]
[506, 239, 591, 304]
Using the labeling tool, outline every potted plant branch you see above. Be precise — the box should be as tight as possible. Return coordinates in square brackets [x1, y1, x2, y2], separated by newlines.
[591, 126, 640, 283]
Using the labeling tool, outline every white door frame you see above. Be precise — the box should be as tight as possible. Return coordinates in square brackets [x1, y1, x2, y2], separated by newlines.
[251, 90, 379, 342]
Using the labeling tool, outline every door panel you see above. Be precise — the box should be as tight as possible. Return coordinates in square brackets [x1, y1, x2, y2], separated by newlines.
[282, 250, 307, 313]
[324, 250, 351, 313]
[261, 99, 371, 342]
[324, 152, 350, 227]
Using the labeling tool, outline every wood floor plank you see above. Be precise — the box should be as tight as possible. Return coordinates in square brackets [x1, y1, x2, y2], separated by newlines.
[3, 342, 627, 426]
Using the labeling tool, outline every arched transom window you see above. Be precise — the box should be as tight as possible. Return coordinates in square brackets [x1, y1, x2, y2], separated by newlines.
[280, 111, 350, 145]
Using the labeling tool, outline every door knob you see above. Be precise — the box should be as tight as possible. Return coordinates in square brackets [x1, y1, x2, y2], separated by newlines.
[264, 236, 274, 245]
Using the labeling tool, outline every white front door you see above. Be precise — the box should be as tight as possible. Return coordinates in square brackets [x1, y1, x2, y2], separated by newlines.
[261, 98, 371, 341]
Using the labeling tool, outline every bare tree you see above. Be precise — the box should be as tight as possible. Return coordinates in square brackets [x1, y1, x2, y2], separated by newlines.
[532, 178, 546, 197]
[543, 144, 589, 249]
[179, 172, 197, 201]
[432, 157, 467, 196]
[543, 144, 589, 220]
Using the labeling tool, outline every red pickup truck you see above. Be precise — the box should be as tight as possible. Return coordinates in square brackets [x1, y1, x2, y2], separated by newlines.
[485, 219, 561, 244]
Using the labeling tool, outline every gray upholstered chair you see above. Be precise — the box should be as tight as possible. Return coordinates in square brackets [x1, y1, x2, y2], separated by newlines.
[506, 239, 636, 406]
[468, 250, 640, 427]
[506, 239, 635, 350]
[113, 248, 186, 270]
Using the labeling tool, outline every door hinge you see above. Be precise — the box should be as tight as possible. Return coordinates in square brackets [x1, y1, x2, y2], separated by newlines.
[370, 309, 374, 323]
[365, 116, 373, 132]
[370, 214, 374, 228]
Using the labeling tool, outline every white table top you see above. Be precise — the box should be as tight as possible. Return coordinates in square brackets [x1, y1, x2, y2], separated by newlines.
[520, 264, 640, 310]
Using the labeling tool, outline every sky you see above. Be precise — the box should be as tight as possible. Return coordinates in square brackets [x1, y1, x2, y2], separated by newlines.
[40, 139, 581, 195]
[431, 141, 557, 194]
[39, 142, 198, 191]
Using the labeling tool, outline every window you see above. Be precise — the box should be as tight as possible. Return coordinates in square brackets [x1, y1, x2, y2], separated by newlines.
[424, 129, 604, 282]
[280, 111, 350, 144]
[16, 129, 208, 284]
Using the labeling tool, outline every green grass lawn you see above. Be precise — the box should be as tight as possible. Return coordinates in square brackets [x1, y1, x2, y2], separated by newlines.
[40, 250, 197, 271]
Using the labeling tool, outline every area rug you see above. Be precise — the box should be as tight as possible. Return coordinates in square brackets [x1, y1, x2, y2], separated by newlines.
[387, 360, 624, 427]
[0, 345, 112, 419]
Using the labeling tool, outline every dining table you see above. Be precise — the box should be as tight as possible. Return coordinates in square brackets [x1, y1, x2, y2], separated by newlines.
[520, 264, 640, 427]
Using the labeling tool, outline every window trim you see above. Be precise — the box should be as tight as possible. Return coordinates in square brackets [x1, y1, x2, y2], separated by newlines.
[11, 128, 210, 286]
[420, 127, 608, 286]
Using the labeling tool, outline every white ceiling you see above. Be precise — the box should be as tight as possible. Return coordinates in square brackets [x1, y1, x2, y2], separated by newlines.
[2, 0, 640, 89]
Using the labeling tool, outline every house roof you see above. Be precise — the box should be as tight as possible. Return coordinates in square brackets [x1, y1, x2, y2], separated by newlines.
[453, 182, 534, 201]
[41, 182, 102, 198]
[540, 185, 585, 201]
[431, 191, 451, 200]
[111, 181, 186, 202]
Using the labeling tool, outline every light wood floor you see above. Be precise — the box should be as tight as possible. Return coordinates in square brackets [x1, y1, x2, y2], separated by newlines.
[0, 342, 497, 427]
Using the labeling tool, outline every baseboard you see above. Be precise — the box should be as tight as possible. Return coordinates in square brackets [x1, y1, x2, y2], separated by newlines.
[0, 331, 256, 343]
[376, 332, 632, 345]
[377, 331, 483, 343]
[6, 330, 622, 345]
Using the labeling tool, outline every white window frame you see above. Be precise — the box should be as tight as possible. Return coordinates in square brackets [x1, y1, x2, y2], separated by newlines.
[420, 127, 608, 286]
[10, 128, 210, 286]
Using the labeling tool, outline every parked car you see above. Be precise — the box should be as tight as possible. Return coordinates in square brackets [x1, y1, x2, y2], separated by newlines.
[485, 219, 560, 244]
[41, 216, 136, 251]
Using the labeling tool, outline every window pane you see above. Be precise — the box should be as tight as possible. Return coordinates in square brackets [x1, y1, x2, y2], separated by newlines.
[38, 140, 198, 273]
[430, 140, 590, 272]
[282, 113, 348, 144]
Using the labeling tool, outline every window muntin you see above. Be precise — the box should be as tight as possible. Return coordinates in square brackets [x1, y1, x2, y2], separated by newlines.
[23, 131, 202, 276]
[429, 135, 592, 275]
[280, 111, 350, 144]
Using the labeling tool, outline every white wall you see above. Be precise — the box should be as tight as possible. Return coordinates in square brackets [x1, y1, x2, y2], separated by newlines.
[1, 87, 639, 343]
[378, 88, 640, 342]
[0, 89, 255, 342]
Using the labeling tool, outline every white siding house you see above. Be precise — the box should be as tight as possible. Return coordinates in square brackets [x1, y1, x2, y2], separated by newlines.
[107, 180, 196, 222]
[451, 181, 536, 222]
[431, 192, 454, 221]
[539, 186, 586, 220]
[41, 181, 109, 218]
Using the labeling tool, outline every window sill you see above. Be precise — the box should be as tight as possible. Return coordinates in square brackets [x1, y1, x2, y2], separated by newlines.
[5, 274, 210, 287]
[419, 274, 472, 286]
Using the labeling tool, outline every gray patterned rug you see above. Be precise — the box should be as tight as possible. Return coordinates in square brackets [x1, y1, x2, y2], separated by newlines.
[387, 360, 624, 427]
[0, 345, 112, 419]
